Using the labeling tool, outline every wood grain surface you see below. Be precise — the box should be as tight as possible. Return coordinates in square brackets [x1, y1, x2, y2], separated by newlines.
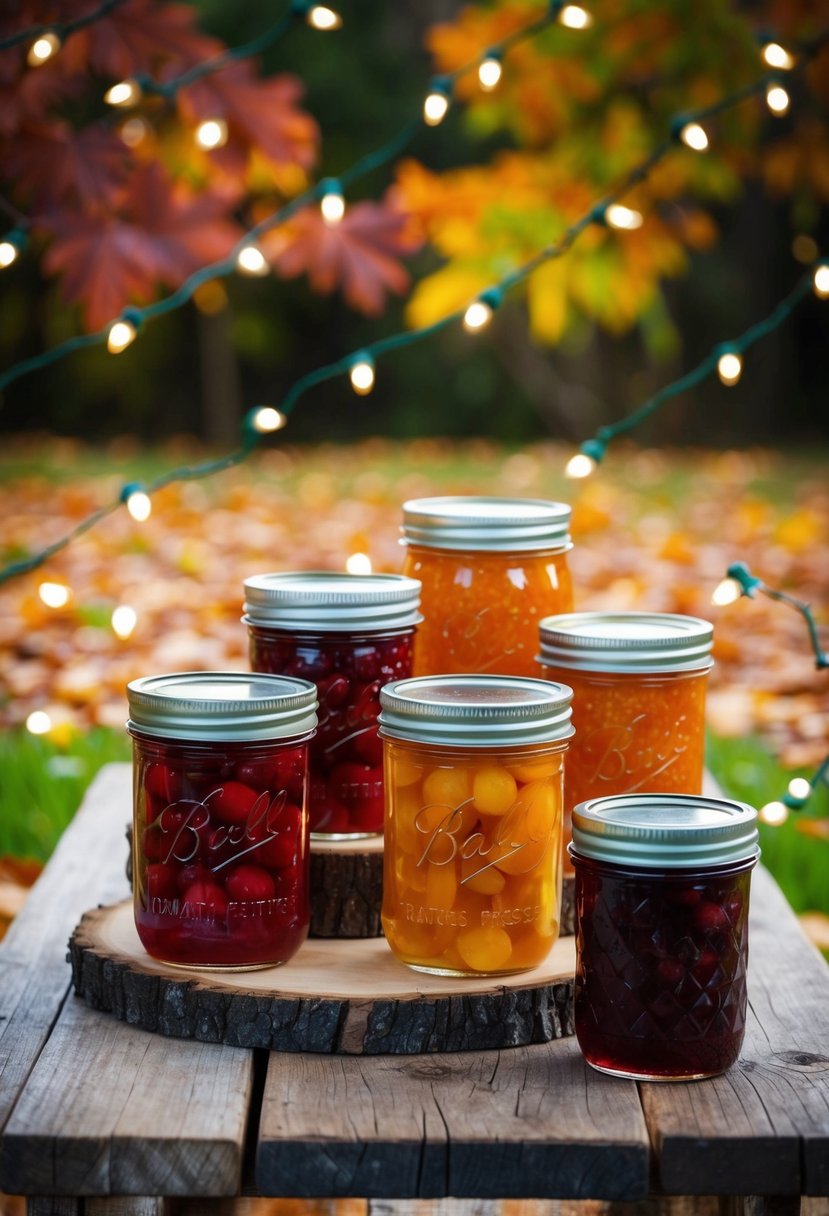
[69, 900, 576, 1054]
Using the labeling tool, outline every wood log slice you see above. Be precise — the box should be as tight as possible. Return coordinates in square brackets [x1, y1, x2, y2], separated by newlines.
[69, 901, 575, 1055]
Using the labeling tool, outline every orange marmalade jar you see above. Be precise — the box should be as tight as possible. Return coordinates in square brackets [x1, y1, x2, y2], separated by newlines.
[537, 612, 714, 875]
[401, 497, 573, 678]
[378, 674, 574, 976]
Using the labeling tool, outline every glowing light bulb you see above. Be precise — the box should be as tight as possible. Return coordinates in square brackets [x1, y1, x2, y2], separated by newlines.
[558, 5, 593, 29]
[812, 264, 829, 299]
[38, 582, 71, 609]
[760, 800, 788, 826]
[787, 777, 812, 801]
[27, 31, 61, 66]
[112, 604, 138, 639]
[252, 406, 287, 433]
[463, 301, 494, 332]
[565, 453, 597, 479]
[320, 189, 346, 225]
[196, 119, 228, 150]
[107, 319, 137, 354]
[236, 244, 269, 276]
[26, 710, 52, 735]
[605, 203, 643, 231]
[711, 577, 742, 607]
[126, 491, 151, 522]
[423, 90, 450, 126]
[762, 42, 795, 71]
[104, 79, 141, 107]
[119, 116, 150, 147]
[349, 358, 375, 395]
[307, 4, 342, 29]
[478, 56, 502, 91]
[679, 122, 709, 152]
[0, 241, 19, 269]
[717, 352, 743, 386]
[346, 552, 372, 575]
[766, 83, 790, 115]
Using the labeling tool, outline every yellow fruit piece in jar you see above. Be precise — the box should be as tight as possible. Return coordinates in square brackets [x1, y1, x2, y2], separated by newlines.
[423, 766, 471, 809]
[425, 858, 458, 909]
[456, 925, 513, 972]
[509, 756, 555, 783]
[472, 765, 518, 816]
[460, 856, 506, 895]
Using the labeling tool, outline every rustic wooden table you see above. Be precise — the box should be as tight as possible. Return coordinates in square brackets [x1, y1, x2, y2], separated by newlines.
[1, 764, 828, 1216]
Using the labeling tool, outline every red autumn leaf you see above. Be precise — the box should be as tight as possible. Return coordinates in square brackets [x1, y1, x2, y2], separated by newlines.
[77, 0, 219, 79]
[0, 48, 83, 136]
[177, 62, 319, 172]
[264, 194, 422, 315]
[2, 121, 129, 210]
[41, 162, 242, 329]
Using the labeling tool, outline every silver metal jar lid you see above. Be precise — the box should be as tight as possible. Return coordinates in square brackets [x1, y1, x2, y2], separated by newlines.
[378, 674, 574, 748]
[401, 496, 572, 552]
[243, 571, 422, 632]
[127, 671, 318, 742]
[571, 794, 759, 868]
[538, 611, 713, 673]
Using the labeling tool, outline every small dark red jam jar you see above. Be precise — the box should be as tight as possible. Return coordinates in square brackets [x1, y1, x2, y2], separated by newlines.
[570, 793, 759, 1081]
[127, 671, 318, 970]
[243, 571, 421, 838]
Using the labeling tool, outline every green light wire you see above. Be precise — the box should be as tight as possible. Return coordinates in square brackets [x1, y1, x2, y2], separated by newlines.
[781, 754, 829, 811]
[0, 0, 127, 52]
[724, 562, 828, 671]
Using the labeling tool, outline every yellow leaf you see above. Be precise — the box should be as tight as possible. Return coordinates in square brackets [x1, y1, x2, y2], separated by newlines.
[405, 265, 489, 330]
[526, 258, 568, 344]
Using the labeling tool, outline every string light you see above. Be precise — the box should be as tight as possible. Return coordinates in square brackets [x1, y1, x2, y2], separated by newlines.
[111, 605, 138, 639]
[349, 354, 375, 396]
[124, 490, 152, 522]
[104, 79, 142, 107]
[766, 82, 790, 115]
[296, 2, 342, 30]
[423, 79, 452, 126]
[236, 244, 270, 276]
[716, 350, 743, 386]
[26, 710, 52, 735]
[813, 263, 829, 298]
[711, 575, 743, 607]
[0, 230, 26, 269]
[677, 121, 709, 152]
[558, 5, 593, 30]
[604, 203, 643, 230]
[250, 406, 287, 433]
[761, 41, 796, 71]
[27, 31, 61, 66]
[762, 756, 829, 823]
[786, 776, 812, 804]
[195, 119, 228, 150]
[38, 582, 71, 609]
[107, 318, 138, 354]
[760, 800, 789, 826]
[478, 54, 503, 91]
[319, 179, 346, 225]
[711, 561, 827, 669]
[345, 552, 372, 575]
[565, 437, 606, 479]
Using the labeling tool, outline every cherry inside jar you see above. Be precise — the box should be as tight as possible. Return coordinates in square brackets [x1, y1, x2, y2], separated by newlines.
[569, 793, 759, 1081]
[127, 671, 317, 970]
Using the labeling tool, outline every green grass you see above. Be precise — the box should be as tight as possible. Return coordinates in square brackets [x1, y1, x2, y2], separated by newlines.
[2, 726, 826, 926]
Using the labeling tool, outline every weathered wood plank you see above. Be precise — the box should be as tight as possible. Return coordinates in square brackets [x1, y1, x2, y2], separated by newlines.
[256, 1038, 650, 1201]
[643, 866, 829, 1198]
[0, 992, 252, 1198]
[0, 764, 132, 1133]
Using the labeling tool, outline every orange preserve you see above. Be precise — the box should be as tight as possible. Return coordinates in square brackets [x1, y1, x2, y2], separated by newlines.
[378, 674, 574, 976]
[401, 497, 573, 678]
[537, 612, 714, 875]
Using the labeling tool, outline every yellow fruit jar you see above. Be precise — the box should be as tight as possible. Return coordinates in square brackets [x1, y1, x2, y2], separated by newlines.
[401, 497, 573, 678]
[378, 674, 574, 977]
[536, 612, 714, 877]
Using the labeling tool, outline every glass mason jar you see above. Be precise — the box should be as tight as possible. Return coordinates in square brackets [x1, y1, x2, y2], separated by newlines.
[401, 496, 573, 678]
[570, 793, 759, 1081]
[244, 571, 422, 838]
[127, 671, 318, 970]
[537, 612, 714, 875]
[379, 674, 574, 977]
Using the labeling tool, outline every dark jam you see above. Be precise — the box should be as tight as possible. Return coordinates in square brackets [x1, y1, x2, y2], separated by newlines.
[132, 735, 310, 968]
[572, 854, 753, 1079]
[249, 626, 414, 835]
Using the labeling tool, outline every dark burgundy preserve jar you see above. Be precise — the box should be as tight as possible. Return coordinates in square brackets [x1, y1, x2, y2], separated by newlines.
[570, 793, 759, 1081]
[244, 571, 421, 837]
[127, 671, 317, 970]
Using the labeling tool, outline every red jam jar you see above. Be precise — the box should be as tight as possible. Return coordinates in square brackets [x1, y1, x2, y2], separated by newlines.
[127, 671, 318, 970]
[537, 612, 714, 876]
[570, 793, 759, 1081]
[401, 496, 573, 678]
[244, 571, 422, 838]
